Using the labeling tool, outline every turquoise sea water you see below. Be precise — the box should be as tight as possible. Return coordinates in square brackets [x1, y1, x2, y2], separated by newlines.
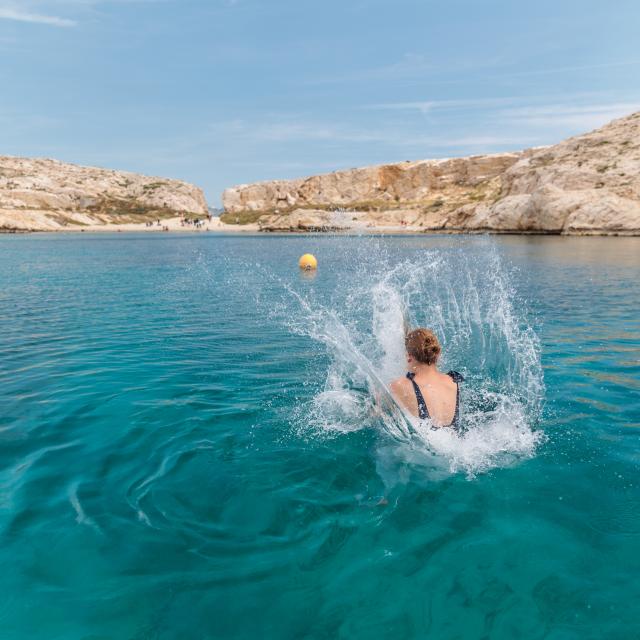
[1, 233, 639, 639]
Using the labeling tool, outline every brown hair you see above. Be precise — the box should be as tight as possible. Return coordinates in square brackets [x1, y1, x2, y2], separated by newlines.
[405, 328, 441, 365]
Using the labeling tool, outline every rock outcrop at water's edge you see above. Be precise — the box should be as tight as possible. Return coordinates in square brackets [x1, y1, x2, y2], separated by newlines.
[0, 156, 208, 232]
[222, 111, 640, 235]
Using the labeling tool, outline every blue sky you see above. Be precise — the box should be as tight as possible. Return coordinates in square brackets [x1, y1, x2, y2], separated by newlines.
[1, 0, 640, 205]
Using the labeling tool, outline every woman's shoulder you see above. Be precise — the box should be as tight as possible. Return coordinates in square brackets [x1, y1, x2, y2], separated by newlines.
[390, 376, 415, 400]
[446, 370, 465, 383]
[390, 376, 410, 392]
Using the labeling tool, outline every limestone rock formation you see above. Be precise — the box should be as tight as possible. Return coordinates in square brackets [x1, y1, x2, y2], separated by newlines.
[223, 153, 523, 214]
[463, 112, 640, 234]
[222, 111, 640, 235]
[0, 156, 208, 231]
[258, 209, 348, 232]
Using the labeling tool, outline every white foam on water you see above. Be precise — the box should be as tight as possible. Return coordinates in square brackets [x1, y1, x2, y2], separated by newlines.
[278, 241, 545, 477]
[285, 286, 413, 441]
[68, 481, 102, 533]
[126, 440, 217, 527]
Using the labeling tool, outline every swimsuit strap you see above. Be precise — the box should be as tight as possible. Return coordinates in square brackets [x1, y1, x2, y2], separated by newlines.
[406, 372, 430, 420]
[406, 371, 465, 428]
[446, 371, 465, 428]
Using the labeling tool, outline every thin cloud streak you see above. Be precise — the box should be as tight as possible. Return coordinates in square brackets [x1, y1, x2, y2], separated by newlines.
[500, 102, 640, 130]
[486, 59, 640, 79]
[367, 97, 525, 114]
[207, 118, 537, 149]
[365, 97, 640, 132]
[0, 7, 77, 26]
[0, 0, 168, 27]
[308, 56, 640, 88]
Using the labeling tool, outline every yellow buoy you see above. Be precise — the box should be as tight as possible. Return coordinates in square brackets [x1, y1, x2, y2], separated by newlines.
[298, 253, 318, 271]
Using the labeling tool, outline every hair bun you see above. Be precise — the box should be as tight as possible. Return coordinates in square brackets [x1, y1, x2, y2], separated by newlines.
[405, 328, 441, 365]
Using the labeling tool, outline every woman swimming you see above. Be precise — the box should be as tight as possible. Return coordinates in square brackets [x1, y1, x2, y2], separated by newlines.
[390, 328, 464, 430]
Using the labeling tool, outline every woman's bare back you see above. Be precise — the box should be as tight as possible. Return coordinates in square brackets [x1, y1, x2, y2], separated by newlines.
[390, 370, 458, 427]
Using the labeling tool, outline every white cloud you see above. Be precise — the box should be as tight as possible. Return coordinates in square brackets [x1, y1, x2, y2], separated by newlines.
[487, 59, 640, 79]
[365, 96, 640, 133]
[366, 97, 524, 114]
[0, 0, 169, 27]
[500, 102, 640, 130]
[207, 117, 535, 150]
[204, 96, 640, 169]
[0, 7, 76, 26]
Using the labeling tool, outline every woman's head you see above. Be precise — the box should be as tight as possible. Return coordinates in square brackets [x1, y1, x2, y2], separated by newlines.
[405, 328, 441, 365]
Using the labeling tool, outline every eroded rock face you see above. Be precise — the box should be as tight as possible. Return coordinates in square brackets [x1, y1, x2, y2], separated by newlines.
[465, 111, 640, 234]
[223, 153, 522, 214]
[258, 209, 347, 232]
[223, 111, 640, 235]
[0, 156, 208, 231]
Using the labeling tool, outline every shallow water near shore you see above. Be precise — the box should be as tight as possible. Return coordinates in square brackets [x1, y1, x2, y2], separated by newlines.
[1, 233, 639, 639]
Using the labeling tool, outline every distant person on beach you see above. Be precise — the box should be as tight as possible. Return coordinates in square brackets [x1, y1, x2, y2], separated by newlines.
[390, 328, 463, 430]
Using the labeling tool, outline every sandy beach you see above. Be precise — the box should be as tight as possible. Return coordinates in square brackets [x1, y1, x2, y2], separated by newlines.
[21, 215, 428, 235]
[76, 216, 260, 233]
[6, 216, 261, 234]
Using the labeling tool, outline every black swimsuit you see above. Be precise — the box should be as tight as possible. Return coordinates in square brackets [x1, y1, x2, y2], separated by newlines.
[406, 371, 464, 430]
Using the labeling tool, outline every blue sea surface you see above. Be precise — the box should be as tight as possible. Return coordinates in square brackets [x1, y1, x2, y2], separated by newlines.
[1, 233, 639, 639]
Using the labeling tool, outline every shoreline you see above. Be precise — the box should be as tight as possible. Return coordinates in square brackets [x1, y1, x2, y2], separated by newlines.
[0, 216, 257, 235]
[5, 226, 640, 238]
[2, 217, 639, 238]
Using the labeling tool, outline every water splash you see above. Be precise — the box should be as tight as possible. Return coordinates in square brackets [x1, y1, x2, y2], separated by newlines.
[279, 241, 545, 477]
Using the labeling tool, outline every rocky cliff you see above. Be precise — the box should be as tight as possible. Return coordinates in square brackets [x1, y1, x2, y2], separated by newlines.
[222, 152, 524, 216]
[455, 112, 640, 234]
[222, 111, 640, 235]
[0, 156, 208, 231]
